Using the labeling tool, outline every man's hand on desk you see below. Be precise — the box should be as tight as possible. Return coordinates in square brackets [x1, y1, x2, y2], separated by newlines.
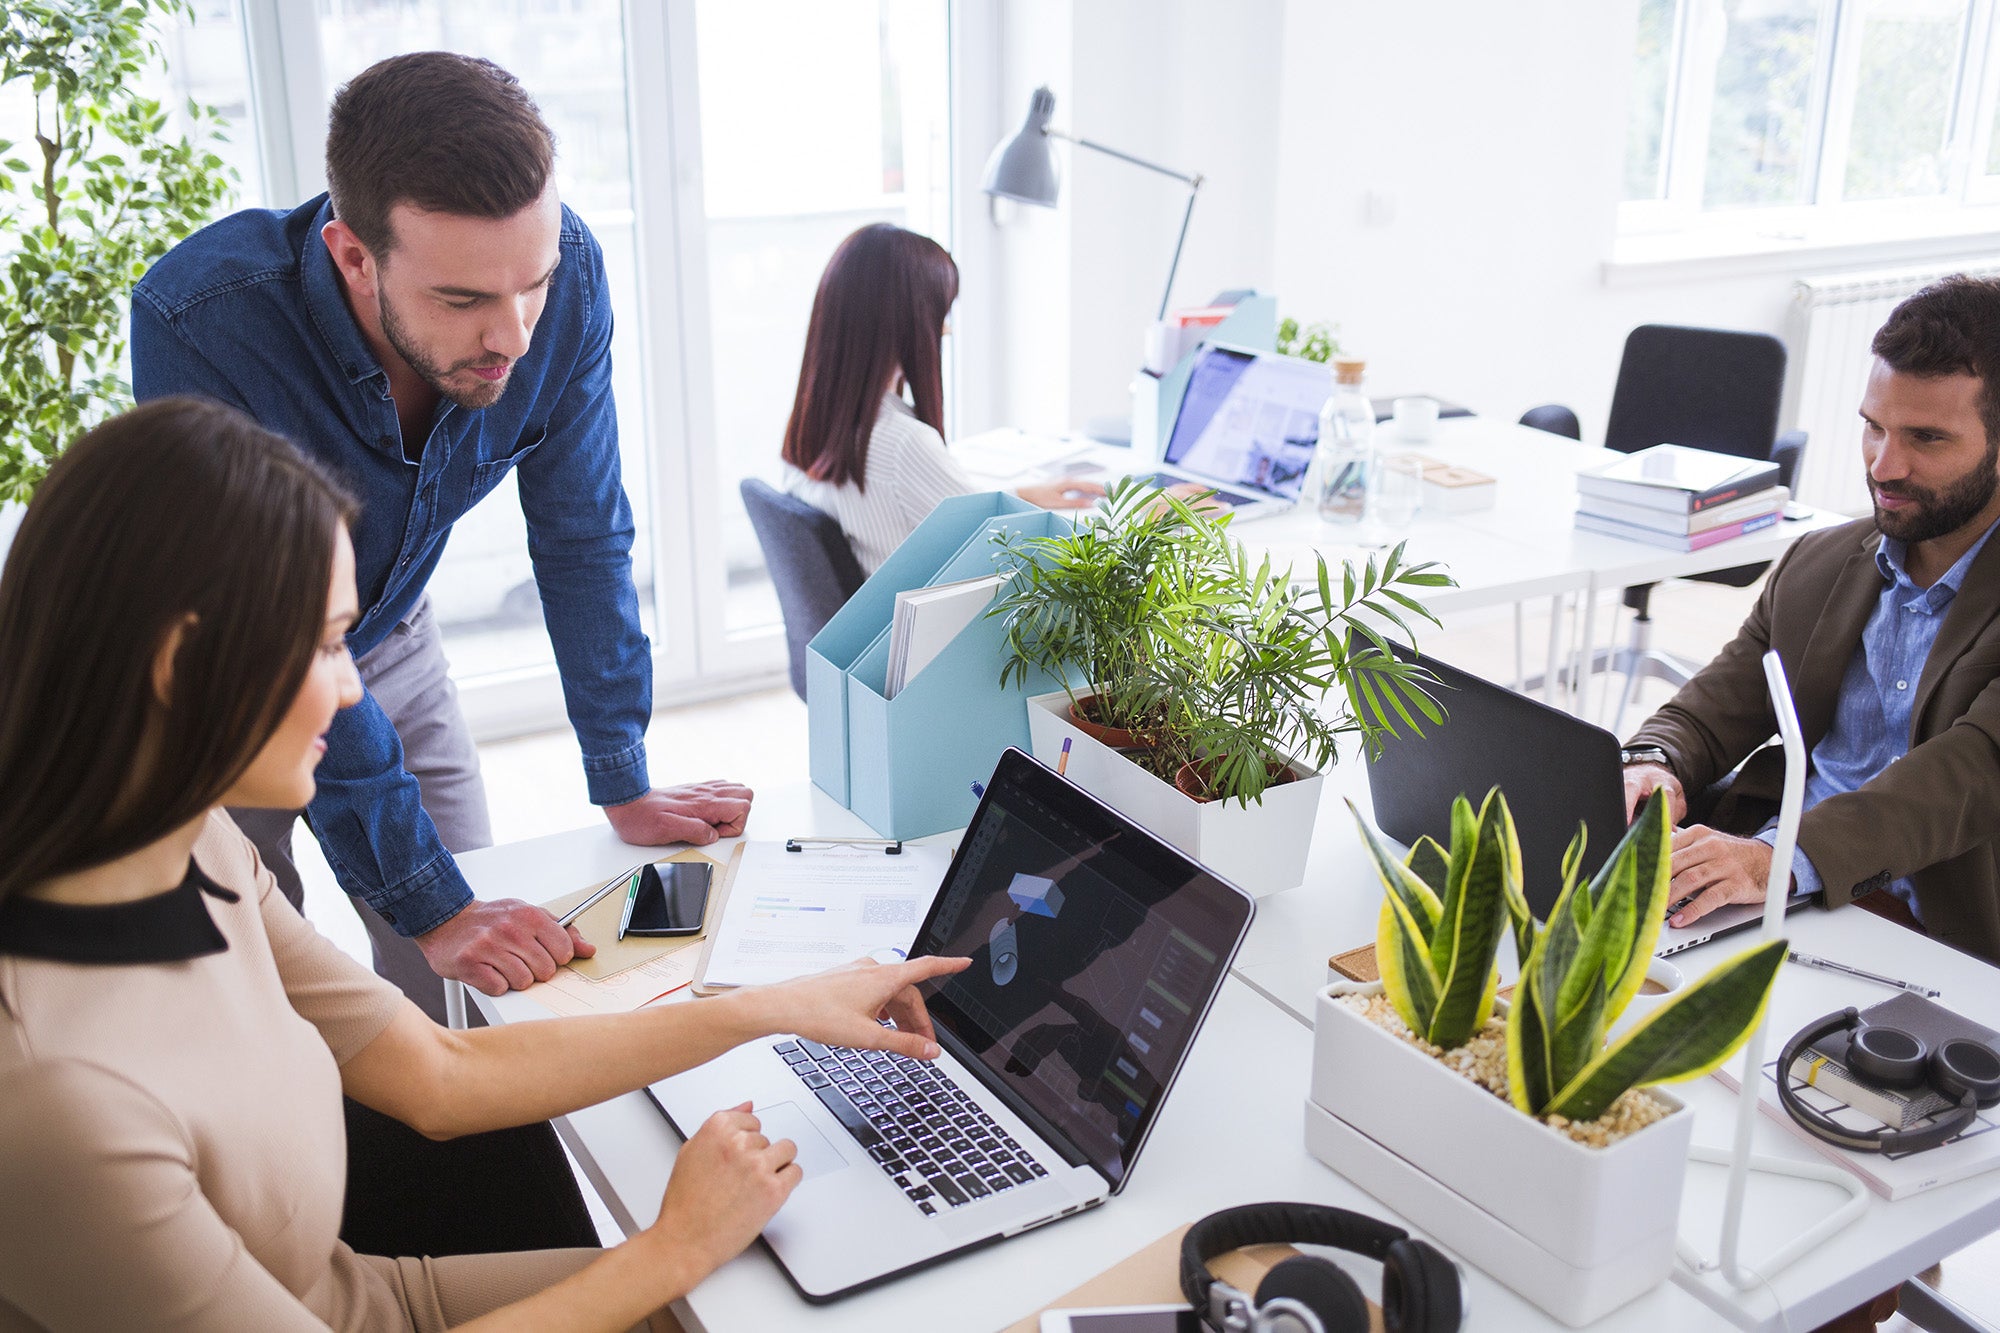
[741, 955, 975, 1059]
[1622, 762, 1688, 824]
[1017, 476, 1107, 510]
[603, 779, 754, 847]
[415, 898, 594, 995]
[1666, 826, 1787, 928]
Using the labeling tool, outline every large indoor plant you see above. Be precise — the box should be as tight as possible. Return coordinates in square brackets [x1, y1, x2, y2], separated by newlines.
[0, 0, 235, 505]
[992, 477, 1450, 892]
[1307, 787, 1787, 1323]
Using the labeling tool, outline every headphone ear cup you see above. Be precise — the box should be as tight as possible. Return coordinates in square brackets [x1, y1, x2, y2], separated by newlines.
[1382, 1238, 1463, 1333]
[1255, 1255, 1369, 1333]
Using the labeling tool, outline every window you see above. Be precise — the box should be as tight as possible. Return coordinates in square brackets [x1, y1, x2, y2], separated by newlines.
[1623, 0, 1999, 232]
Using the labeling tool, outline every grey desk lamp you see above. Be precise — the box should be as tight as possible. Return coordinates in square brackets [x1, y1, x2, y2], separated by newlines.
[981, 86, 1203, 321]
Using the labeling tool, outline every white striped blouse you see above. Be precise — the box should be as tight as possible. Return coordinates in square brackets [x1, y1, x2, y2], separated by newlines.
[781, 392, 974, 576]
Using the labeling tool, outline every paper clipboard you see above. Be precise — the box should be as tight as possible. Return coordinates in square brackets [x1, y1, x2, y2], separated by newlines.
[537, 847, 726, 981]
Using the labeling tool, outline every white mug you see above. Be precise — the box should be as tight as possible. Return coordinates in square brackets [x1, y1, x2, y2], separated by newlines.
[1393, 395, 1440, 441]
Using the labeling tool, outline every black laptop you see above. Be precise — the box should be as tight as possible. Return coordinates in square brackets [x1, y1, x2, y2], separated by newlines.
[1364, 648, 1628, 915]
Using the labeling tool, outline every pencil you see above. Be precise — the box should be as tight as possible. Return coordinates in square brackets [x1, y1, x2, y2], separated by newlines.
[1057, 736, 1072, 777]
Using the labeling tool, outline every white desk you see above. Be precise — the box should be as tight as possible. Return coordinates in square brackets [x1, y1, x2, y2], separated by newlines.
[962, 417, 1851, 715]
[460, 785, 1717, 1332]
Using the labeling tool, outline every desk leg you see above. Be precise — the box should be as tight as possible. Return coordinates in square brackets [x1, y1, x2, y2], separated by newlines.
[1513, 601, 1527, 691]
[1543, 594, 1565, 707]
[445, 978, 468, 1030]
[1572, 587, 1600, 717]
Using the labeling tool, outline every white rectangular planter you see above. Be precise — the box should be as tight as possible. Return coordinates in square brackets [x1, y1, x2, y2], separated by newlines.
[1307, 982, 1691, 1326]
[1024, 690, 1322, 897]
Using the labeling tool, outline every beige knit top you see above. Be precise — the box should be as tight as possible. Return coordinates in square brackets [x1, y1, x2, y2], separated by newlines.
[0, 810, 410, 1330]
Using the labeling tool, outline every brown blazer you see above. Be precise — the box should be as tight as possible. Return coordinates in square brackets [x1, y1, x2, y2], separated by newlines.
[1631, 517, 2000, 964]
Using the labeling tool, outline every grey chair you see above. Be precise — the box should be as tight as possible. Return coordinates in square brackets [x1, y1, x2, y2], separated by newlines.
[740, 478, 867, 701]
[1521, 325, 1807, 729]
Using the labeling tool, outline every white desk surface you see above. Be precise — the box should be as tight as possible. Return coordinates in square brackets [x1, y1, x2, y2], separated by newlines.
[462, 775, 2000, 1330]
[461, 786, 1718, 1332]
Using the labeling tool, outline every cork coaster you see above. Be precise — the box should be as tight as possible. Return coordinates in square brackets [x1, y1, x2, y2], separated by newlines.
[1329, 943, 1380, 983]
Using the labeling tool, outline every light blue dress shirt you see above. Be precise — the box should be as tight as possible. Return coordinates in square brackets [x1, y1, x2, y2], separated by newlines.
[1757, 516, 2000, 919]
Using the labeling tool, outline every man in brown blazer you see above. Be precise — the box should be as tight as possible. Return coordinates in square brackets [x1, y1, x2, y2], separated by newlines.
[1622, 276, 2000, 965]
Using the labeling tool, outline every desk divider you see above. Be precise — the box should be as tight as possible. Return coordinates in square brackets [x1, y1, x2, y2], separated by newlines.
[807, 491, 1073, 839]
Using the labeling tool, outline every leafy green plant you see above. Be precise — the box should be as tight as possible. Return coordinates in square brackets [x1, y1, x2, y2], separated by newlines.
[0, 0, 236, 504]
[1276, 316, 1341, 364]
[991, 477, 1451, 804]
[1156, 540, 1450, 804]
[1354, 787, 1787, 1124]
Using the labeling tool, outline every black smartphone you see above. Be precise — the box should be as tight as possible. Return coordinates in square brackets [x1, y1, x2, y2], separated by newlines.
[620, 861, 712, 937]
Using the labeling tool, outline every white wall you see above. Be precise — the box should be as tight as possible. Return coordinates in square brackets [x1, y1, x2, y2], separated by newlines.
[982, 0, 2000, 500]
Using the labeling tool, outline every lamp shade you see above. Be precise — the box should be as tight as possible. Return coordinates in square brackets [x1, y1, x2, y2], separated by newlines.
[980, 85, 1060, 207]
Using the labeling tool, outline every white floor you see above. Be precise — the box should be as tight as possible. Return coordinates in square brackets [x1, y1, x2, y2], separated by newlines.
[294, 575, 2000, 1326]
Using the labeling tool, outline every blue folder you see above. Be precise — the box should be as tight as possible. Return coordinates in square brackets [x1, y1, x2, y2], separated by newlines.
[806, 492, 1072, 839]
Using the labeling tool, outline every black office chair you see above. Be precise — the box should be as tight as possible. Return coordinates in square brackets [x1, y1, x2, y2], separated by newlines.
[1521, 325, 1807, 730]
[741, 478, 867, 701]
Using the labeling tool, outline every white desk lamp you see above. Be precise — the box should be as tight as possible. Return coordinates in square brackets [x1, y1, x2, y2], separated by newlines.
[1676, 650, 1868, 1293]
[981, 86, 1204, 322]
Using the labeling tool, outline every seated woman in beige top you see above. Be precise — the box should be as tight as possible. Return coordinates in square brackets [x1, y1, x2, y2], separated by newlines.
[779, 223, 1106, 575]
[0, 398, 970, 1332]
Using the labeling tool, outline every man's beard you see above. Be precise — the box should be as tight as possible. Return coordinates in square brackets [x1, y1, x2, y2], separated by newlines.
[378, 286, 510, 411]
[1870, 442, 2000, 544]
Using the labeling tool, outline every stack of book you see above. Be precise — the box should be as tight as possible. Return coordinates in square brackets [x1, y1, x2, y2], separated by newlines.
[1574, 443, 1785, 552]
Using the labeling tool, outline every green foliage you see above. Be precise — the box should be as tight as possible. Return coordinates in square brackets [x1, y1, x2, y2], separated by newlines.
[1354, 790, 1518, 1049]
[990, 476, 1451, 805]
[1275, 316, 1340, 364]
[1358, 785, 1789, 1127]
[0, 0, 237, 505]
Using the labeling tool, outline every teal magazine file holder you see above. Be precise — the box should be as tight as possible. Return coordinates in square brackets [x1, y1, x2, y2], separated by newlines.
[806, 491, 1071, 838]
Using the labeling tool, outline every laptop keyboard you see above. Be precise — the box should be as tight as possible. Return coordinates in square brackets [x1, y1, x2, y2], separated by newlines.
[773, 1038, 1049, 1215]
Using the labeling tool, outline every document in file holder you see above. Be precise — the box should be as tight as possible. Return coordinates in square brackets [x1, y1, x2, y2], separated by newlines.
[696, 839, 955, 988]
[883, 573, 1008, 699]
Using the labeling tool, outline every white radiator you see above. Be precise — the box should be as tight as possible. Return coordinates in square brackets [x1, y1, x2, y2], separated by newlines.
[1785, 263, 2000, 515]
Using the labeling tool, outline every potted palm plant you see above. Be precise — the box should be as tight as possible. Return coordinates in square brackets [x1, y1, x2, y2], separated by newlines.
[991, 478, 1450, 894]
[1306, 788, 1787, 1325]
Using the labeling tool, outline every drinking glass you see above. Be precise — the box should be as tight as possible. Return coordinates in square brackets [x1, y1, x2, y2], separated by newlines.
[1368, 454, 1424, 536]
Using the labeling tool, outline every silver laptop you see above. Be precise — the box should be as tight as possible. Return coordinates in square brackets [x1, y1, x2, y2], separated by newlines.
[1113, 343, 1327, 519]
[647, 747, 1256, 1302]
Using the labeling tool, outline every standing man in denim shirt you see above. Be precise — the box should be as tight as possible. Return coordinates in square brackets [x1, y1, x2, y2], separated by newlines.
[132, 52, 753, 1022]
[1621, 277, 2000, 966]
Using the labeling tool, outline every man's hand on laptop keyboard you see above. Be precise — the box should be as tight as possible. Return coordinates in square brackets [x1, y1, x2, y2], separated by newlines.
[1622, 762, 1687, 824]
[747, 955, 973, 1060]
[1666, 826, 1777, 928]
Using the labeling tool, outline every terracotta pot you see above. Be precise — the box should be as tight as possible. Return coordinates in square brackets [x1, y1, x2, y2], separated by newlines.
[1066, 696, 1140, 750]
[1173, 756, 1298, 803]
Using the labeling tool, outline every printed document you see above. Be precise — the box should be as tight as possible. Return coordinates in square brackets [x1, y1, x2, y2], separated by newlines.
[702, 840, 955, 988]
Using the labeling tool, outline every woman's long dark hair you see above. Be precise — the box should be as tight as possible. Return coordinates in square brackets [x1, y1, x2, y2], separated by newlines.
[0, 398, 357, 902]
[780, 223, 958, 490]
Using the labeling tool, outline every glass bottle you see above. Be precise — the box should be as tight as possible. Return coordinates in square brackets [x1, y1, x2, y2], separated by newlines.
[1313, 356, 1374, 524]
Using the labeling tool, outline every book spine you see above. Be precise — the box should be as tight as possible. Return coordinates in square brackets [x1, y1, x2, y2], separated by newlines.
[1689, 466, 1781, 512]
[1685, 511, 1780, 550]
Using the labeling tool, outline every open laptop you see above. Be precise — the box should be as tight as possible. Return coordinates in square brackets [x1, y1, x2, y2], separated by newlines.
[647, 747, 1256, 1302]
[1364, 647, 1806, 951]
[1111, 343, 1328, 519]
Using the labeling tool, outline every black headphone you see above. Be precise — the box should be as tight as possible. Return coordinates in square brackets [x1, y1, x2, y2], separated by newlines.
[1778, 1007, 2000, 1154]
[1179, 1202, 1465, 1333]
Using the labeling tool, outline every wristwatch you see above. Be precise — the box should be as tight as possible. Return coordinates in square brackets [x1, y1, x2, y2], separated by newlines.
[1619, 744, 1671, 768]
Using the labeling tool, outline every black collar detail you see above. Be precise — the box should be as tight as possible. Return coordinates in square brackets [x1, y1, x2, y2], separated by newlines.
[0, 861, 234, 964]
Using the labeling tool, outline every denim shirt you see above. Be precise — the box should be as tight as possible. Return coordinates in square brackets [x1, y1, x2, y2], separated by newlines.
[131, 196, 651, 935]
[1758, 516, 2000, 919]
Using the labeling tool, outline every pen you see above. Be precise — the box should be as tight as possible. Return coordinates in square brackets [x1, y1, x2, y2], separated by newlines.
[556, 868, 630, 929]
[1786, 949, 1941, 998]
[1057, 736, 1072, 777]
[616, 868, 642, 942]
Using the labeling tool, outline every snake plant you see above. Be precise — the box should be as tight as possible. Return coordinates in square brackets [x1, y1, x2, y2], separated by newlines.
[1352, 787, 1787, 1124]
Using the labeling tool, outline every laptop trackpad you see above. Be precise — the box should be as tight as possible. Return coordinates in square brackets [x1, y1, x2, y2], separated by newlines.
[755, 1100, 850, 1180]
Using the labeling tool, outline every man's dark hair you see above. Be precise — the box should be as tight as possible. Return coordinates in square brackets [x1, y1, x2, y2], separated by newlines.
[324, 52, 556, 256]
[1873, 274, 2000, 447]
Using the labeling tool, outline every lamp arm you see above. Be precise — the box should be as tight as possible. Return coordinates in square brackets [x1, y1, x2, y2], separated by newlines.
[1045, 126, 1202, 188]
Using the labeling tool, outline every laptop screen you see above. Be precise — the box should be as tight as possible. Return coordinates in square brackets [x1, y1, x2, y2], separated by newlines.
[1160, 345, 1329, 502]
[911, 750, 1253, 1187]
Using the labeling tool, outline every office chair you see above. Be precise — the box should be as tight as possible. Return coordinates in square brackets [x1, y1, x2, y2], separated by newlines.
[740, 478, 867, 701]
[1520, 325, 1807, 731]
